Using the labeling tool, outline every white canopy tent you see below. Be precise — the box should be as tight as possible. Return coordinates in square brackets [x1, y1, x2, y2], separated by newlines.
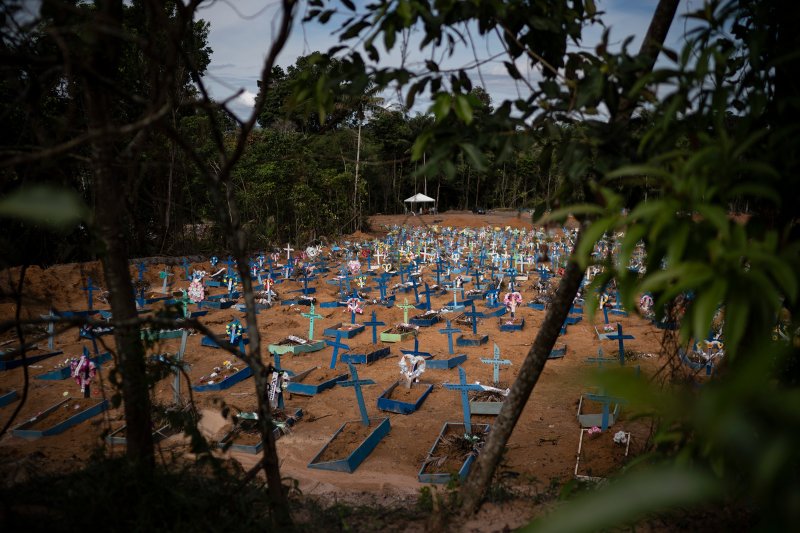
[404, 193, 436, 214]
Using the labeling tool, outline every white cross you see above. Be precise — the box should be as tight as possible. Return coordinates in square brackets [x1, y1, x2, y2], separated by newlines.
[284, 243, 294, 261]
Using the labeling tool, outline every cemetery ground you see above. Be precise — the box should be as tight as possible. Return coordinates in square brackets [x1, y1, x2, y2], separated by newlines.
[0, 210, 688, 531]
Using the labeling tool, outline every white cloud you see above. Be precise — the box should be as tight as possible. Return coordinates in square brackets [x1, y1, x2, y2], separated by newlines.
[235, 89, 257, 108]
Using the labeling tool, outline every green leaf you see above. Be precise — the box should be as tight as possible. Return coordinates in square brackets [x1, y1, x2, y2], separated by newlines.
[431, 93, 451, 121]
[459, 143, 486, 171]
[540, 204, 604, 223]
[454, 94, 473, 124]
[0, 185, 89, 229]
[521, 466, 719, 533]
[606, 165, 672, 180]
[691, 278, 726, 341]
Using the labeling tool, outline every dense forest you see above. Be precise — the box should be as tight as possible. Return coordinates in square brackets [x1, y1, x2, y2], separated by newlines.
[1, 2, 557, 266]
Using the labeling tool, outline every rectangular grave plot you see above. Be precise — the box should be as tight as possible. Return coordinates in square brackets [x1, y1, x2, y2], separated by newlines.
[0, 349, 64, 371]
[142, 328, 186, 341]
[193, 366, 253, 392]
[12, 397, 108, 439]
[456, 334, 489, 347]
[308, 417, 391, 473]
[200, 300, 235, 309]
[377, 381, 433, 414]
[564, 315, 583, 326]
[574, 428, 631, 481]
[426, 354, 467, 370]
[548, 344, 567, 360]
[380, 327, 416, 343]
[499, 318, 525, 332]
[410, 313, 441, 327]
[481, 307, 506, 318]
[469, 389, 506, 416]
[285, 368, 348, 396]
[0, 389, 18, 408]
[217, 408, 304, 453]
[418, 423, 491, 484]
[36, 352, 112, 381]
[268, 338, 325, 355]
[106, 422, 174, 446]
[576, 395, 620, 428]
[341, 347, 391, 365]
[323, 323, 365, 339]
[527, 302, 546, 311]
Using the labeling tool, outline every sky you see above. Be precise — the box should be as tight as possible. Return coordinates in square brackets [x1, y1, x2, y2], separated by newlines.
[198, 0, 702, 120]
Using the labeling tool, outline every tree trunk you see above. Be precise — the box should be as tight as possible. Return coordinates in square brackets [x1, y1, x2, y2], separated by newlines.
[83, 0, 154, 471]
[459, 0, 680, 514]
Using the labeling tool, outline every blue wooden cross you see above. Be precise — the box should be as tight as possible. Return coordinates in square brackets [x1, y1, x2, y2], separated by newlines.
[438, 320, 461, 354]
[465, 301, 482, 335]
[376, 275, 390, 301]
[181, 257, 191, 280]
[411, 275, 420, 303]
[486, 287, 500, 308]
[225, 255, 235, 276]
[301, 303, 323, 340]
[137, 262, 146, 281]
[41, 309, 57, 350]
[339, 363, 376, 426]
[158, 268, 173, 294]
[603, 305, 610, 324]
[272, 349, 283, 371]
[298, 274, 315, 295]
[447, 283, 462, 310]
[363, 311, 385, 345]
[83, 277, 100, 310]
[443, 366, 483, 435]
[325, 331, 350, 369]
[607, 323, 635, 365]
[433, 259, 446, 285]
[480, 343, 511, 385]
[420, 283, 434, 311]
[401, 336, 431, 359]
[505, 267, 517, 292]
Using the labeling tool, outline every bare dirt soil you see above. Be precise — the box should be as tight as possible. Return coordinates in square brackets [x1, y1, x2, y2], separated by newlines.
[0, 209, 667, 531]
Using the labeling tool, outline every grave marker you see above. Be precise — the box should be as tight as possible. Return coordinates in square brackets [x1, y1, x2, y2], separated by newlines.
[325, 331, 350, 369]
[438, 320, 461, 355]
[363, 311, 385, 345]
[442, 367, 483, 435]
[480, 343, 511, 385]
[338, 363, 376, 426]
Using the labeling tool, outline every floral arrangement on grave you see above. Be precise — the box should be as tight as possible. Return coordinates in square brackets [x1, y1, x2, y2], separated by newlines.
[71, 352, 97, 398]
[305, 245, 322, 259]
[347, 260, 361, 276]
[188, 272, 205, 303]
[603, 322, 619, 333]
[226, 321, 244, 345]
[399, 354, 426, 389]
[198, 360, 240, 386]
[267, 369, 291, 410]
[587, 425, 602, 438]
[690, 339, 725, 363]
[613, 431, 628, 445]
[639, 293, 654, 318]
[503, 291, 523, 319]
[346, 298, 363, 315]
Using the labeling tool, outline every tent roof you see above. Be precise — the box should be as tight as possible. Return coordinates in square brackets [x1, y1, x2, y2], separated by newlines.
[403, 193, 435, 203]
